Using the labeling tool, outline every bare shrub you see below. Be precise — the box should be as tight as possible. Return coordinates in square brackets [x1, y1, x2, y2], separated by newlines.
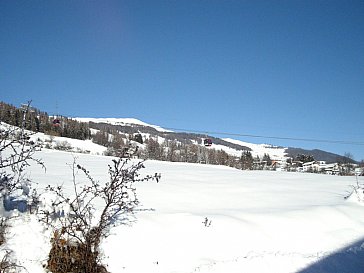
[53, 141, 72, 151]
[0, 219, 27, 273]
[0, 102, 44, 198]
[47, 230, 106, 273]
[0, 102, 44, 271]
[40, 155, 160, 273]
[0, 249, 26, 273]
[0, 218, 8, 246]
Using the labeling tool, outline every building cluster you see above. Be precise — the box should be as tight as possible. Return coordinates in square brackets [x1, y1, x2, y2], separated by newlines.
[265, 159, 364, 176]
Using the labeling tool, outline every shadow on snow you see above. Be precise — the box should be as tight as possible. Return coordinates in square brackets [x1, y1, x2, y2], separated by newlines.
[296, 237, 364, 273]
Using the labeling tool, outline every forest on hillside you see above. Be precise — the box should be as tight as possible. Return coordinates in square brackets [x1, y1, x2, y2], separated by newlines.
[1, 101, 360, 174]
[0, 101, 91, 140]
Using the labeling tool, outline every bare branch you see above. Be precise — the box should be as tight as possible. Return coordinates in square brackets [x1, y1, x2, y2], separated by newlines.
[41, 155, 160, 273]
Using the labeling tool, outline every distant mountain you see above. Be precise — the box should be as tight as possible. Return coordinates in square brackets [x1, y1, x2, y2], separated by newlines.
[0, 100, 353, 164]
[82, 120, 253, 152]
[223, 138, 286, 160]
[286, 147, 357, 164]
[75, 117, 171, 132]
[78, 117, 353, 164]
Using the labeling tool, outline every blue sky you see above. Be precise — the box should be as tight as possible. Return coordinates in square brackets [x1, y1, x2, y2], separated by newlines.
[1, 0, 363, 160]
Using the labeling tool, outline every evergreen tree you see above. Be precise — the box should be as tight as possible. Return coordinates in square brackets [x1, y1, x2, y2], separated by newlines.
[262, 153, 272, 166]
[240, 150, 254, 170]
[134, 133, 143, 144]
[0, 101, 91, 141]
[295, 154, 314, 163]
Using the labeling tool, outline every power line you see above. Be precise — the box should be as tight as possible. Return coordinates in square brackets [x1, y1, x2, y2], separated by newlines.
[163, 127, 364, 146]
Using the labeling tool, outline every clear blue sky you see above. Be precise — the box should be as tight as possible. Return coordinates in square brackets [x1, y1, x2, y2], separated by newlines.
[1, 0, 363, 160]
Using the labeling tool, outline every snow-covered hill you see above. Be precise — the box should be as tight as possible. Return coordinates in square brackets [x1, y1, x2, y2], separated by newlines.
[223, 137, 287, 160]
[2, 147, 364, 273]
[74, 117, 289, 161]
[77, 117, 356, 164]
[74, 117, 172, 132]
[32, 131, 107, 155]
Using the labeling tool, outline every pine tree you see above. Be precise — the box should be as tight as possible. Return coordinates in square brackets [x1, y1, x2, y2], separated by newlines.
[134, 133, 143, 144]
[262, 153, 272, 166]
[240, 150, 254, 170]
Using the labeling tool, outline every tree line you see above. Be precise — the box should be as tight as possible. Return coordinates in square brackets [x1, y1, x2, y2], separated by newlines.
[0, 101, 91, 140]
[1, 101, 325, 171]
[95, 130, 276, 170]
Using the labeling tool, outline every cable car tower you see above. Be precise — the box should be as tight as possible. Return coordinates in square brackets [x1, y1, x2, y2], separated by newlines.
[52, 101, 61, 127]
[20, 101, 35, 130]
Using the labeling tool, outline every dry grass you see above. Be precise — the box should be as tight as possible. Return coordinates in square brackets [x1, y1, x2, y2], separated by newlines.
[47, 231, 108, 273]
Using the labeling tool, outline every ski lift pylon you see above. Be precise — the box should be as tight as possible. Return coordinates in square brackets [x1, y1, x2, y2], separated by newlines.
[52, 101, 61, 127]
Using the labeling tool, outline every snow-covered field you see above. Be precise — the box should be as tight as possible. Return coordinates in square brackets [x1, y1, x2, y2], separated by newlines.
[1, 147, 364, 273]
[31, 131, 108, 155]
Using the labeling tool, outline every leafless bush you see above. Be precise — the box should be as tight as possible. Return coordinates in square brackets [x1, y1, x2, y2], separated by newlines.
[0, 249, 25, 273]
[0, 102, 44, 198]
[0, 219, 27, 273]
[47, 229, 107, 273]
[0, 218, 8, 246]
[40, 155, 160, 273]
[345, 175, 364, 202]
[53, 141, 72, 151]
[0, 102, 44, 271]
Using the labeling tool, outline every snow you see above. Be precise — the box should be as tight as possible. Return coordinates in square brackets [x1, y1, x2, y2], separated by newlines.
[0, 122, 107, 155]
[31, 132, 107, 155]
[72, 118, 289, 161]
[1, 148, 364, 273]
[223, 137, 288, 160]
[74, 117, 172, 132]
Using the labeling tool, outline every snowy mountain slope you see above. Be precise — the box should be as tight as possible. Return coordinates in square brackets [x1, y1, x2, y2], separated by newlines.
[77, 117, 350, 163]
[286, 147, 357, 164]
[74, 117, 172, 132]
[0, 121, 107, 155]
[75, 117, 288, 160]
[0, 116, 350, 165]
[31, 131, 107, 155]
[2, 148, 364, 273]
[223, 137, 287, 160]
